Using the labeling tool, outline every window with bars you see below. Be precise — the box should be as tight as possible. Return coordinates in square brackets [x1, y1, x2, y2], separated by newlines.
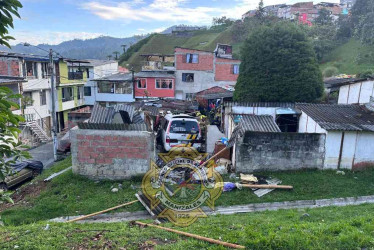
[156, 79, 173, 89]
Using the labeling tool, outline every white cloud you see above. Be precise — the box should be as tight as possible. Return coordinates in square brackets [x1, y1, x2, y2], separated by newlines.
[82, 0, 222, 24]
[9, 31, 103, 45]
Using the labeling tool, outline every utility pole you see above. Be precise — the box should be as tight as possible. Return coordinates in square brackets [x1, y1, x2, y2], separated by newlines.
[49, 49, 58, 161]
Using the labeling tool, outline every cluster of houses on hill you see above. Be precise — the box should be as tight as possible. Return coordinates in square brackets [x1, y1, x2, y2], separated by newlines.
[0, 44, 240, 145]
[2, 39, 374, 175]
[242, 0, 356, 25]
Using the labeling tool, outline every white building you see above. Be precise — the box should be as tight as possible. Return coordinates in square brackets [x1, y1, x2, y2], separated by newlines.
[297, 103, 374, 170]
[80, 60, 119, 106]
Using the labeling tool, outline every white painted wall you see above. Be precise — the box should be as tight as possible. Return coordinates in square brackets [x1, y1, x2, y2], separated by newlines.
[298, 112, 326, 133]
[324, 131, 343, 169]
[338, 80, 374, 104]
[354, 132, 374, 166]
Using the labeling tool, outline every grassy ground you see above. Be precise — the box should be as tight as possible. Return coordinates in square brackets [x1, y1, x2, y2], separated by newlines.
[1, 203, 374, 249]
[321, 39, 374, 75]
[1, 157, 374, 227]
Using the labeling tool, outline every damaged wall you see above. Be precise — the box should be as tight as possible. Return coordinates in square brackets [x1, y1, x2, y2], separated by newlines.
[235, 131, 325, 172]
[71, 129, 155, 180]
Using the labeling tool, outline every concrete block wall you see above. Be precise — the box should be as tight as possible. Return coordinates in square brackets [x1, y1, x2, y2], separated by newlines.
[235, 131, 325, 172]
[71, 129, 155, 180]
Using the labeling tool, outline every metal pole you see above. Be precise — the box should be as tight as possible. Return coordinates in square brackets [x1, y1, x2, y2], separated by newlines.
[49, 49, 58, 161]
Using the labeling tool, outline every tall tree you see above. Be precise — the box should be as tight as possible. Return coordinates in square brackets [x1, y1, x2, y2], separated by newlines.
[315, 8, 333, 26]
[0, 0, 22, 48]
[113, 51, 120, 60]
[255, 0, 265, 21]
[234, 23, 323, 102]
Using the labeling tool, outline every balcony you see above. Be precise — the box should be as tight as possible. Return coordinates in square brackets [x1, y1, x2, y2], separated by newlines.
[68, 71, 84, 80]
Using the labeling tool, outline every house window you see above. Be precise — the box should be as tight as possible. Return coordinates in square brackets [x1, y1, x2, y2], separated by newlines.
[182, 73, 194, 82]
[40, 90, 47, 106]
[41, 63, 50, 79]
[186, 53, 199, 63]
[186, 93, 195, 101]
[84, 87, 92, 96]
[115, 82, 132, 94]
[137, 79, 147, 89]
[98, 81, 114, 93]
[156, 79, 173, 89]
[233, 65, 240, 75]
[26, 61, 37, 78]
[62, 87, 73, 102]
[86, 68, 90, 79]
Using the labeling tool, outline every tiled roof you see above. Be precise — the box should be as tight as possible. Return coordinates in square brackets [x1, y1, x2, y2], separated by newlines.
[296, 103, 374, 132]
[225, 102, 295, 108]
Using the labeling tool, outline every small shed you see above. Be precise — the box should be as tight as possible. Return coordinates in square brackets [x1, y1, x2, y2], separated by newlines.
[297, 103, 374, 170]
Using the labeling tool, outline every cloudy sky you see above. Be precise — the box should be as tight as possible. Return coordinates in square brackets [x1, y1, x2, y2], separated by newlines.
[10, 0, 339, 45]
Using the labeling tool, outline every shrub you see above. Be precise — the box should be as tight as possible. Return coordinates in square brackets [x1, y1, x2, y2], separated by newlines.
[323, 66, 339, 77]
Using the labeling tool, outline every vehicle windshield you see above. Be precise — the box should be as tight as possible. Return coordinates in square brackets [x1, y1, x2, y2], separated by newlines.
[169, 120, 199, 134]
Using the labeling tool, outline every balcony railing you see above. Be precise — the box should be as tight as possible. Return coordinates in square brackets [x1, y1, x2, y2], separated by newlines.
[68, 71, 83, 80]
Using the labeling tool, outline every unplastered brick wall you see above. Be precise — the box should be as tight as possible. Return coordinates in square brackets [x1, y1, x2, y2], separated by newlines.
[71, 129, 155, 180]
[235, 131, 326, 173]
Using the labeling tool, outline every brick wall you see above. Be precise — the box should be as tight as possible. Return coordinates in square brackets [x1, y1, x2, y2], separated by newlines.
[235, 131, 325, 172]
[71, 129, 155, 180]
[0, 58, 20, 76]
[175, 48, 214, 71]
[215, 58, 240, 82]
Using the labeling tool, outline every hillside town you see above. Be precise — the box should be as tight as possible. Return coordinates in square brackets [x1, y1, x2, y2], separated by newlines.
[1, 0, 374, 249]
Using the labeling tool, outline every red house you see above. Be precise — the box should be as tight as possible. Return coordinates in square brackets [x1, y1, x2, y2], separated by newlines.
[134, 71, 175, 99]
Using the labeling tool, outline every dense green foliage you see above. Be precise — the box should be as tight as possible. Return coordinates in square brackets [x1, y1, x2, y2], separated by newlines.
[234, 23, 323, 102]
[1, 203, 374, 249]
[315, 8, 333, 26]
[352, 0, 374, 45]
[0, 87, 30, 202]
[0, 0, 22, 48]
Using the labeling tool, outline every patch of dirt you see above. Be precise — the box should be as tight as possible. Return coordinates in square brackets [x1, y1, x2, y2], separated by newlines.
[67, 229, 118, 250]
[0, 180, 48, 212]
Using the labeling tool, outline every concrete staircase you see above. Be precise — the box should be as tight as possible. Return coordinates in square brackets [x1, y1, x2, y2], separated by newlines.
[27, 121, 52, 143]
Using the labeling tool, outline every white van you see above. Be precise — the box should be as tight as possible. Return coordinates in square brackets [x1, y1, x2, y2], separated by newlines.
[159, 114, 202, 152]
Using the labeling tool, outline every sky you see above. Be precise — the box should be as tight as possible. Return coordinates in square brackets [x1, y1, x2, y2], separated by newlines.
[10, 0, 340, 45]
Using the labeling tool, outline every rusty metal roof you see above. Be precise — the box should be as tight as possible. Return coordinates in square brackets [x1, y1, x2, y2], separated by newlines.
[296, 103, 374, 132]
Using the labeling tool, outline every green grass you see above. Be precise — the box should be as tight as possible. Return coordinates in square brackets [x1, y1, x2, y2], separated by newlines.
[321, 39, 374, 75]
[1, 204, 374, 249]
[1, 156, 374, 227]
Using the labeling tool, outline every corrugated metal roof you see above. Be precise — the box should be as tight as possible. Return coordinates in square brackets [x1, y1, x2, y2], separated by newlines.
[324, 77, 370, 89]
[95, 73, 133, 81]
[0, 76, 26, 85]
[235, 115, 281, 133]
[296, 103, 374, 132]
[227, 115, 281, 147]
[88, 103, 138, 124]
[225, 102, 295, 108]
[198, 92, 234, 99]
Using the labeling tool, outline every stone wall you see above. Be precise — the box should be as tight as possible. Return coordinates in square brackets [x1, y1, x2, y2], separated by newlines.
[71, 129, 155, 180]
[235, 131, 325, 172]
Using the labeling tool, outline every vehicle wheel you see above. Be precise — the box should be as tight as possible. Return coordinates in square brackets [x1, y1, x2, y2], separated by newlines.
[0, 183, 8, 192]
